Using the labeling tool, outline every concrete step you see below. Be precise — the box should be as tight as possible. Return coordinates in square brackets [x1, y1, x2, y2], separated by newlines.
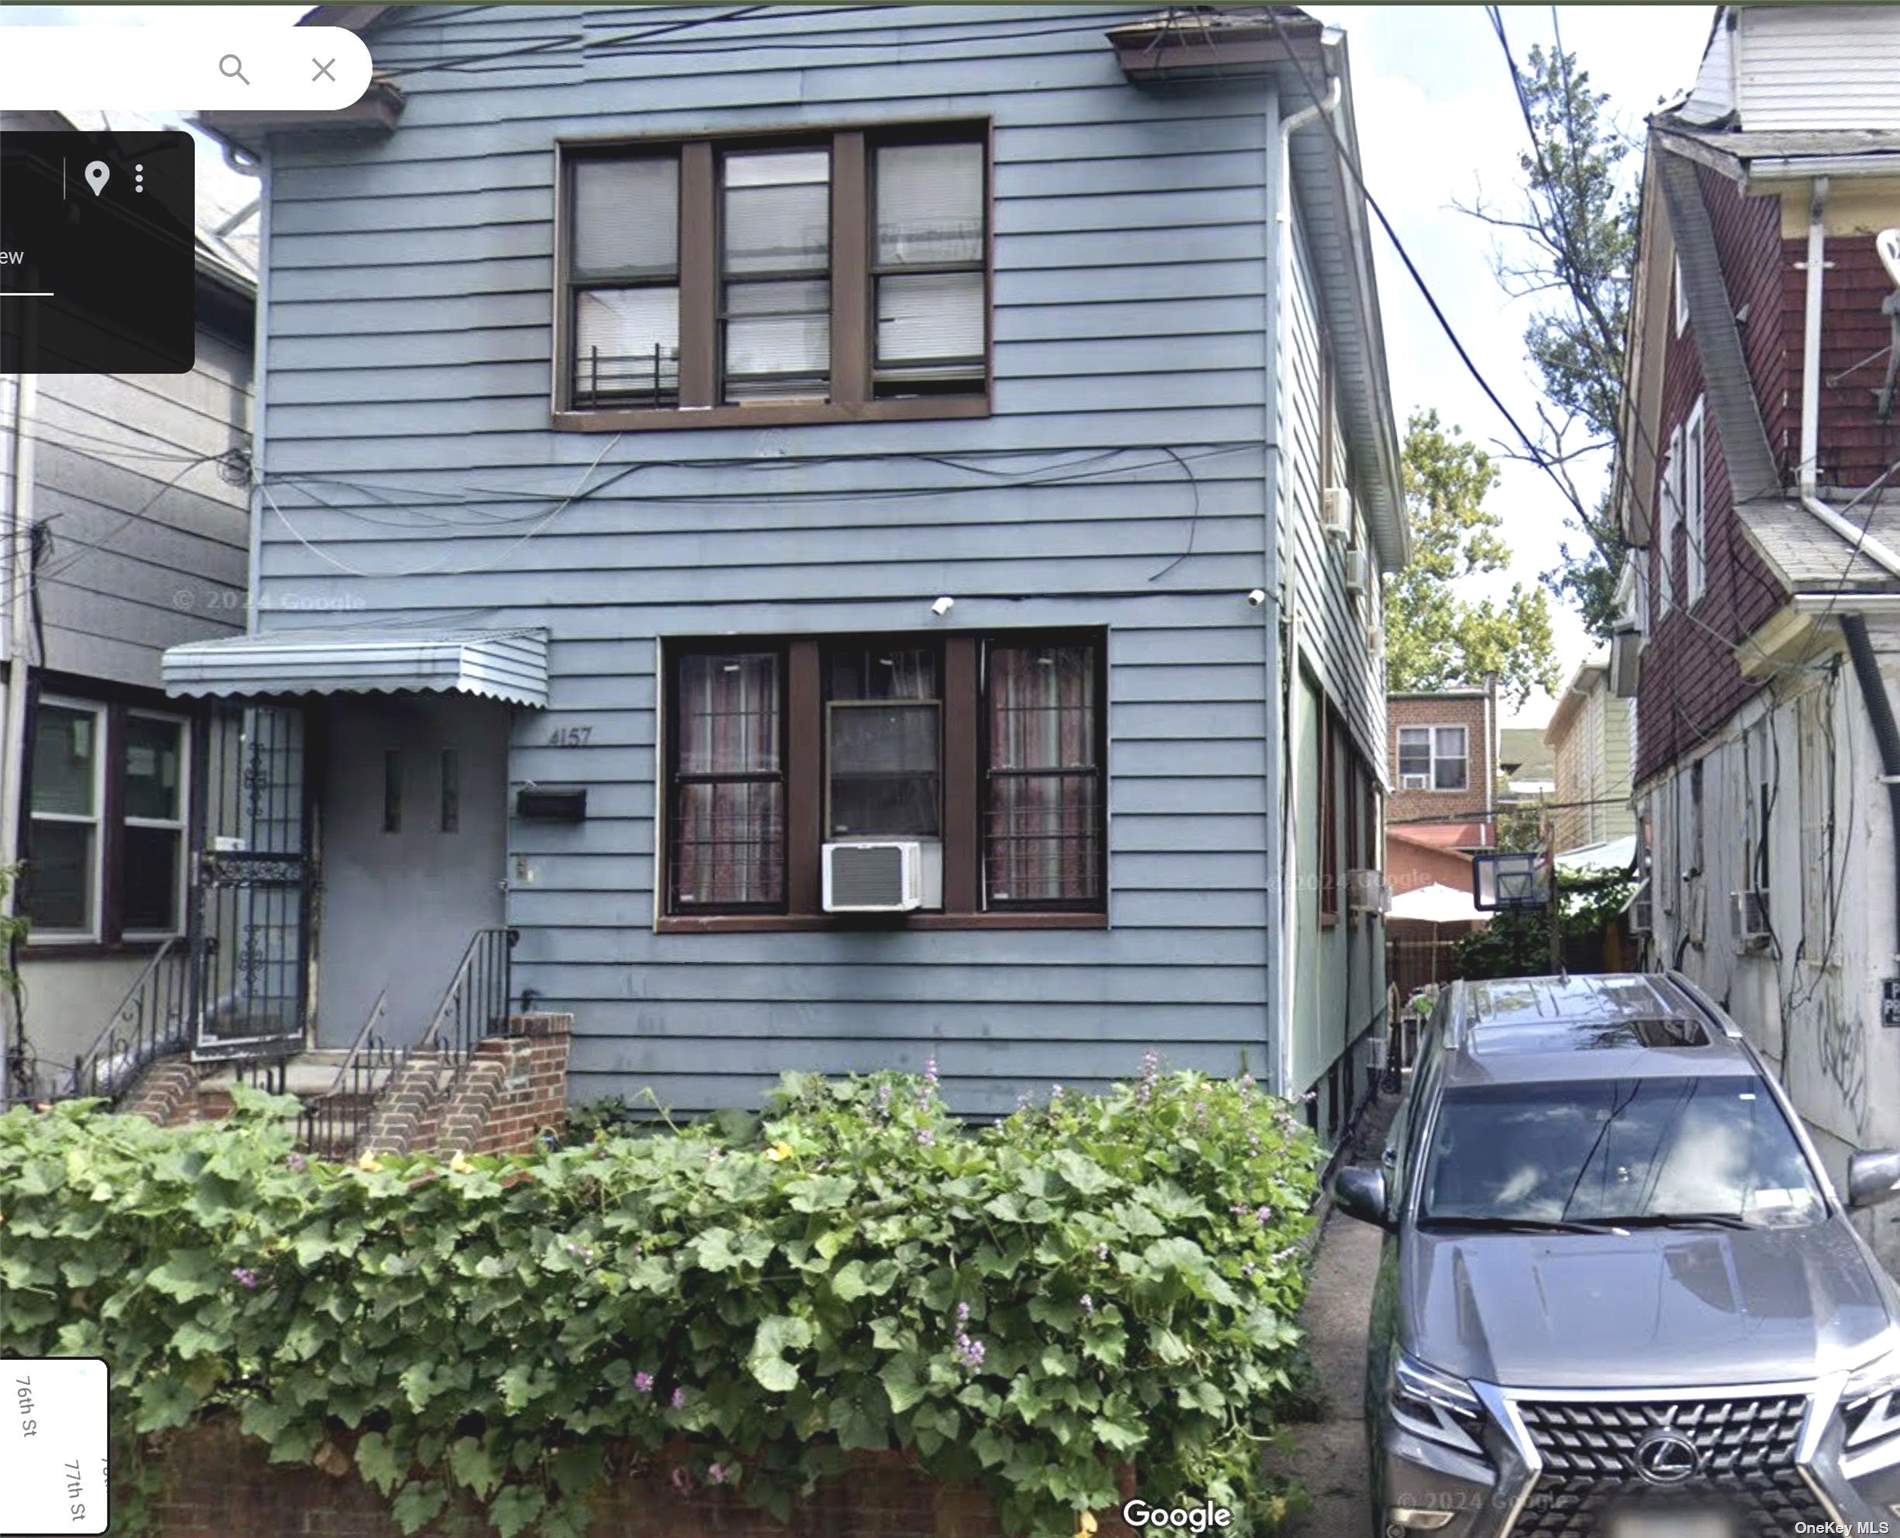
[199, 1047, 453, 1101]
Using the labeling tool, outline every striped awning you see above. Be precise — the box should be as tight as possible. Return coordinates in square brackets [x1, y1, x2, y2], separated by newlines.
[161, 628, 548, 708]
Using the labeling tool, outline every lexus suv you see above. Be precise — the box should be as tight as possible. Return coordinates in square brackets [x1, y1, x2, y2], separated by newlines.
[1334, 973, 1900, 1537]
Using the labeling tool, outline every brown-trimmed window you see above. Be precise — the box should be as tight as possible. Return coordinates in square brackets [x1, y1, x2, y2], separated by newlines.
[560, 122, 990, 429]
[662, 632, 1104, 926]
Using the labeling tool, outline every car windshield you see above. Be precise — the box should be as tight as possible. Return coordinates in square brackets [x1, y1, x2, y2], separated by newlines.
[1418, 1076, 1826, 1230]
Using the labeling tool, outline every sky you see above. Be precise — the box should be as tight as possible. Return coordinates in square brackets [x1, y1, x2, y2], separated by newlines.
[9, 2, 1722, 729]
[1313, 5, 1717, 725]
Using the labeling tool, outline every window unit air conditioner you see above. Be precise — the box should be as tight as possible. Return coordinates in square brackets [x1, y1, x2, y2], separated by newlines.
[1347, 869, 1388, 915]
[1343, 548, 1369, 596]
[1400, 773, 1428, 792]
[1730, 889, 1771, 950]
[1628, 882, 1654, 936]
[822, 840, 939, 913]
[1321, 486, 1352, 542]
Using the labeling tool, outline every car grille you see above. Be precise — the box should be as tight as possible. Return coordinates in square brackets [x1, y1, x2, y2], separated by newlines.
[1507, 1393, 1830, 1537]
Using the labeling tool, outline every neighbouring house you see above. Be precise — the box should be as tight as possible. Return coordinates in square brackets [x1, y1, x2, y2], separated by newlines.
[0, 110, 256, 1104]
[1614, 4, 1900, 1265]
[110, 5, 1407, 1138]
[1383, 686, 1497, 899]
[1543, 652, 1634, 857]
[1496, 723, 1555, 810]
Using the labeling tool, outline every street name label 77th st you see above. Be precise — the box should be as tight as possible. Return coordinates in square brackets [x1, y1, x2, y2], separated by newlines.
[0, 130, 195, 373]
[1, 1358, 109, 1534]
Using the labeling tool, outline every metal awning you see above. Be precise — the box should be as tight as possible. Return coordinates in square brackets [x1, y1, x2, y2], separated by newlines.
[162, 627, 549, 708]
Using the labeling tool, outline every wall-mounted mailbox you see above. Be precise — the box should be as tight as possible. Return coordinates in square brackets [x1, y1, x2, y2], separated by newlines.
[516, 787, 587, 822]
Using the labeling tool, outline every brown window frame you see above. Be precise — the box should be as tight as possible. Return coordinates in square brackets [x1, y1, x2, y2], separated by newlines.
[555, 120, 994, 433]
[659, 630, 1105, 932]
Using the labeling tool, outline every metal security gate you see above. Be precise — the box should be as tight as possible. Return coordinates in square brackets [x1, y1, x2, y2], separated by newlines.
[189, 703, 313, 1061]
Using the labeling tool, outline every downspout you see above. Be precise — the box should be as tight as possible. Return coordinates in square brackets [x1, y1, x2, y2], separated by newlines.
[1797, 177, 1900, 577]
[1840, 615, 1900, 972]
[0, 374, 35, 1108]
[1267, 65, 1341, 1096]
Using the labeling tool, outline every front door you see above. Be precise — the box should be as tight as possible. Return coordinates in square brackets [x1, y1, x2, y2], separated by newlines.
[191, 702, 313, 1060]
[316, 695, 509, 1047]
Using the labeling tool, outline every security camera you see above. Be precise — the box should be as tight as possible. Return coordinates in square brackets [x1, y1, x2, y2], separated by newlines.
[930, 596, 955, 617]
[1246, 588, 1268, 608]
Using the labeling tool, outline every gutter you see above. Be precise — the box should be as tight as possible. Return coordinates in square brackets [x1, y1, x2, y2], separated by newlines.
[1, 375, 34, 900]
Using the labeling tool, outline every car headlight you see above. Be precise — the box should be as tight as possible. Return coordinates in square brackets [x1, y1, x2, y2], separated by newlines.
[1844, 1345, 1900, 1450]
[1390, 1351, 1486, 1456]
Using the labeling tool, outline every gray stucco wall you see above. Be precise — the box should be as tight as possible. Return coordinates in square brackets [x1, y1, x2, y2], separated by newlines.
[245, 4, 1383, 1113]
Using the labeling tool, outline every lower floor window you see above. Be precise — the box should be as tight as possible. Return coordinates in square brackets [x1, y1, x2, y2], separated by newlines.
[26, 693, 189, 943]
[663, 631, 1106, 919]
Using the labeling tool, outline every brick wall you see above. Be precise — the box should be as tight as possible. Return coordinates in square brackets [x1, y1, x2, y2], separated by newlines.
[1386, 694, 1492, 829]
[1636, 170, 1786, 787]
[144, 1419, 1141, 1538]
[119, 1058, 203, 1124]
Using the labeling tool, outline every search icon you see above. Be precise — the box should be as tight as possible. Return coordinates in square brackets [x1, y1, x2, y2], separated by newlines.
[219, 53, 250, 85]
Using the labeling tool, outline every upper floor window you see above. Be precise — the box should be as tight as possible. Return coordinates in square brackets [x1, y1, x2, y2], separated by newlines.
[1397, 724, 1467, 792]
[560, 124, 990, 430]
[1683, 397, 1707, 607]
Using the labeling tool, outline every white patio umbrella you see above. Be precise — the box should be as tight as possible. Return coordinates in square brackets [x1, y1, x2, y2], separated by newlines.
[1387, 881, 1490, 926]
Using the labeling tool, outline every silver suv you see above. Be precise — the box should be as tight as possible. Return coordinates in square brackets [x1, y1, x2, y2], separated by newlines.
[1334, 973, 1900, 1536]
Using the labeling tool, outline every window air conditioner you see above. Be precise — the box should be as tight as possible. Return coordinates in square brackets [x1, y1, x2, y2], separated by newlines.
[1730, 889, 1771, 949]
[1344, 548, 1369, 596]
[1400, 773, 1428, 791]
[823, 840, 926, 913]
[1321, 486, 1352, 542]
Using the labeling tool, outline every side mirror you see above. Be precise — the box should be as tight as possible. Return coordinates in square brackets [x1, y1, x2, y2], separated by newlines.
[1848, 1149, 1900, 1210]
[1334, 1165, 1391, 1229]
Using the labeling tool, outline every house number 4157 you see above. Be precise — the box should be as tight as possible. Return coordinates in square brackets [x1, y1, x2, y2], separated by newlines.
[547, 725, 593, 747]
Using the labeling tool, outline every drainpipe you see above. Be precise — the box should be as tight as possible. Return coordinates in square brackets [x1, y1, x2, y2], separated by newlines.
[0, 374, 35, 1109]
[1267, 63, 1341, 1097]
[1797, 177, 1900, 578]
[1841, 615, 1900, 972]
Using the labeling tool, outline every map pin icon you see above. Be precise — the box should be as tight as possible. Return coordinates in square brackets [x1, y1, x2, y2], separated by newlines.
[84, 161, 110, 197]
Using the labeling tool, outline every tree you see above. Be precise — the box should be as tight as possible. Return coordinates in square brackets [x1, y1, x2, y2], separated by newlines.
[1462, 37, 1638, 642]
[1384, 410, 1561, 708]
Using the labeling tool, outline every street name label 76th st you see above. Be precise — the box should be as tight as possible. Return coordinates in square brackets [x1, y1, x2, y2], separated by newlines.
[0, 130, 195, 374]
[1, 1358, 109, 1534]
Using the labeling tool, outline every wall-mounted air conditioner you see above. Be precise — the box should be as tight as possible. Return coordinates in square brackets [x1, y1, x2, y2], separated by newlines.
[1628, 881, 1653, 936]
[822, 840, 940, 913]
[1609, 624, 1642, 698]
[1730, 889, 1771, 950]
[1347, 869, 1388, 915]
[1344, 548, 1369, 596]
[1322, 486, 1352, 542]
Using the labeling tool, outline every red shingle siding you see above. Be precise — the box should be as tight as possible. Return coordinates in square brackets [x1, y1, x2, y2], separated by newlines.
[1636, 173, 1788, 786]
[1805, 233, 1900, 492]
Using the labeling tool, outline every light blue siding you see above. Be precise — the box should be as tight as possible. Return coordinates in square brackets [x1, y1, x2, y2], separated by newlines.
[242, 3, 1387, 1112]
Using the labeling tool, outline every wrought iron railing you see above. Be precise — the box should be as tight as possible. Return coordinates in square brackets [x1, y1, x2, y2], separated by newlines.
[418, 927, 519, 1061]
[62, 938, 193, 1101]
[296, 990, 396, 1157]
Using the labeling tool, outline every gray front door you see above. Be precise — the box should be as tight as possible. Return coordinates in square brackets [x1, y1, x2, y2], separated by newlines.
[316, 695, 509, 1047]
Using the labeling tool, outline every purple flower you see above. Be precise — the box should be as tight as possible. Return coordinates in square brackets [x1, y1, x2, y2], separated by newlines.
[1301, 1089, 1319, 1104]
[670, 1386, 687, 1410]
[1096, 1243, 1110, 1261]
[954, 1333, 986, 1370]
[670, 1465, 692, 1495]
[1194, 1100, 1208, 1123]
[633, 1371, 654, 1394]
[876, 1082, 894, 1117]
[1079, 1294, 1093, 1313]
[1050, 1083, 1063, 1100]
[923, 1057, 939, 1087]
[1255, 1205, 1273, 1225]
[231, 1267, 258, 1291]
[1230, 1203, 1248, 1216]
[1137, 1050, 1161, 1106]
[707, 1462, 730, 1486]
[955, 1300, 971, 1325]
[283, 1152, 307, 1173]
[916, 1128, 935, 1147]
